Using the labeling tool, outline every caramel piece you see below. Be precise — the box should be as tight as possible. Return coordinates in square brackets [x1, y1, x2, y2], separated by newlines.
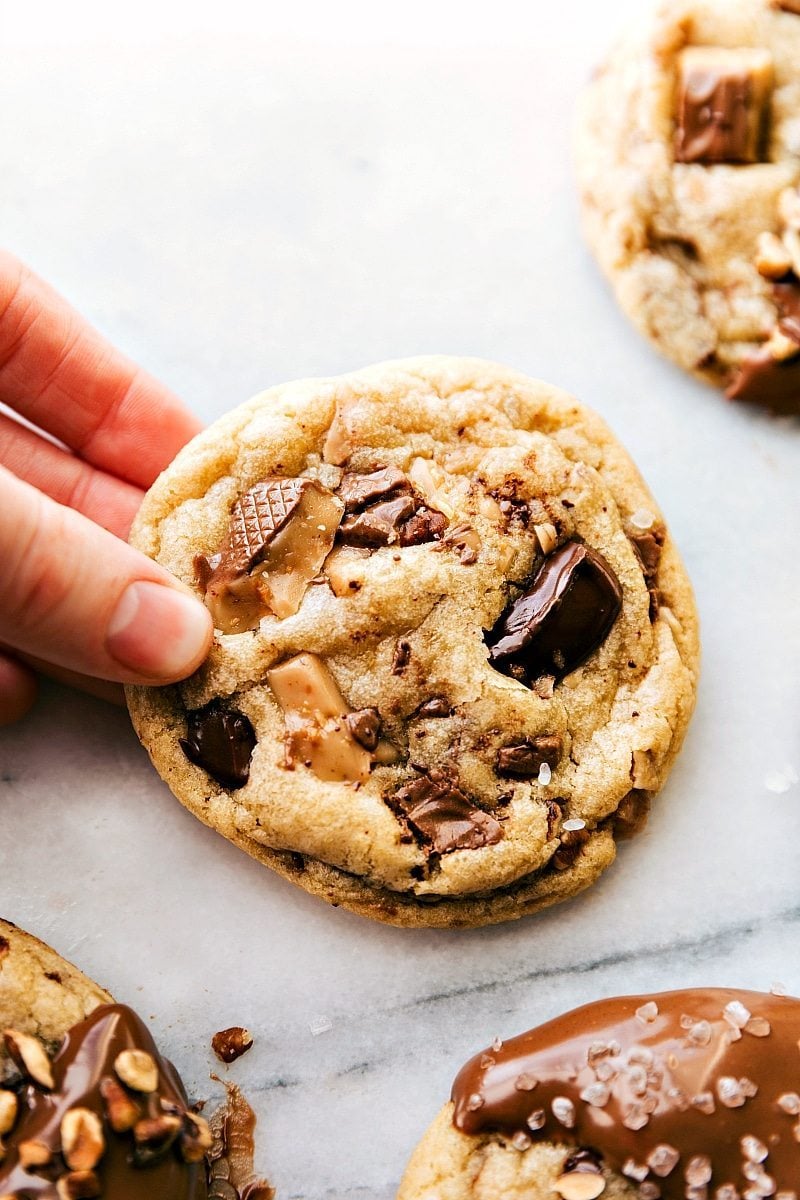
[267, 653, 372, 783]
[203, 479, 343, 632]
[675, 47, 773, 165]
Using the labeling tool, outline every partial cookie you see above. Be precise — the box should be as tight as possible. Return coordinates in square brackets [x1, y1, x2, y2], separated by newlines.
[127, 356, 699, 929]
[0, 917, 272, 1199]
[397, 987, 800, 1199]
[575, 0, 800, 415]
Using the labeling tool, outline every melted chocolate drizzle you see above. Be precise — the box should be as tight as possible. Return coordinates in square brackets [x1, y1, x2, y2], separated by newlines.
[451, 988, 800, 1194]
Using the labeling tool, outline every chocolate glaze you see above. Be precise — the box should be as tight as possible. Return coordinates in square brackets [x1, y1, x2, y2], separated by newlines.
[486, 541, 623, 685]
[726, 348, 800, 416]
[0, 1003, 206, 1199]
[452, 988, 800, 1193]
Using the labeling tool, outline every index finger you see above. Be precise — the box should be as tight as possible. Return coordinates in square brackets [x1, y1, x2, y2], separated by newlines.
[0, 250, 202, 488]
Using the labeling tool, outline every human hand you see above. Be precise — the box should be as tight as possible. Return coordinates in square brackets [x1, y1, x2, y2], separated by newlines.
[0, 251, 213, 725]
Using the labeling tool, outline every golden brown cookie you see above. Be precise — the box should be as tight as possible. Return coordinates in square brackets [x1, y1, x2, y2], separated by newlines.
[398, 987, 800, 1199]
[127, 356, 699, 928]
[575, 0, 800, 415]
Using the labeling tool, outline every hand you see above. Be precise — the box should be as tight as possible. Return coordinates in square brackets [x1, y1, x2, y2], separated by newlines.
[0, 251, 213, 725]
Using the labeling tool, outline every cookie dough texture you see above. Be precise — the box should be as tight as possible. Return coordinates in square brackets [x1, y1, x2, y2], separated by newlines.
[397, 1106, 635, 1200]
[575, 0, 800, 392]
[127, 357, 699, 928]
[0, 918, 111, 1084]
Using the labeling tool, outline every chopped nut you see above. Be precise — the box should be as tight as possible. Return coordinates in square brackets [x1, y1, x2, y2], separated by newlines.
[267, 653, 372, 783]
[179, 1111, 214, 1163]
[755, 231, 793, 279]
[408, 458, 456, 518]
[2, 1029, 54, 1089]
[133, 1113, 182, 1164]
[61, 1106, 105, 1172]
[114, 1048, 159, 1093]
[99, 1075, 141, 1132]
[17, 1138, 52, 1168]
[323, 545, 371, 597]
[211, 1027, 254, 1064]
[554, 1173, 606, 1200]
[56, 1170, 102, 1199]
[533, 522, 558, 555]
[0, 1091, 17, 1136]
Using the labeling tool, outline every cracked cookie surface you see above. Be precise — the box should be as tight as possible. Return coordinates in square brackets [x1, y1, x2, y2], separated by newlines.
[575, 0, 800, 415]
[126, 356, 698, 928]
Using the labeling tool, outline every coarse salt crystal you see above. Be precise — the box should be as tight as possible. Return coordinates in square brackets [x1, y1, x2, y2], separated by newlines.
[552, 1097, 576, 1128]
[685, 1154, 712, 1185]
[779, 1092, 800, 1115]
[771, 982, 788, 997]
[744, 1016, 771, 1038]
[740, 1135, 768, 1163]
[538, 762, 552, 785]
[526, 1108, 546, 1131]
[636, 1001, 659, 1024]
[717, 1077, 746, 1108]
[687, 1020, 712, 1046]
[511, 1130, 531, 1151]
[466, 1093, 484, 1111]
[514, 1072, 537, 1092]
[563, 818, 586, 832]
[692, 1091, 716, 1115]
[724, 1001, 751, 1029]
[309, 1015, 333, 1036]
[630, 508, 655, 530]
[622, 1160, 649, 1182]
[580, 1082, 611, 1107]
[622, 1103, 649, 1131]
[647, 1144, 680, 1176]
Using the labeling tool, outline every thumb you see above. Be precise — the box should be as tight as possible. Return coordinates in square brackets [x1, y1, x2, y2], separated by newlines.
[0, 467, 212, 685]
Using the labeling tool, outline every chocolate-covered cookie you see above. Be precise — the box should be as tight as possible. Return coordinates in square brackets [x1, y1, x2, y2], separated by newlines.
[576, 0, 800, 415]
[127, 357, 698, 928]
[398, 987, 800, 1198]
[0, 918, 271, 1199]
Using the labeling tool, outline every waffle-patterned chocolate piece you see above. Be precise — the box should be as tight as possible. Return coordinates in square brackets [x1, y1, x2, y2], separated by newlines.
[224, 479, 308, 575]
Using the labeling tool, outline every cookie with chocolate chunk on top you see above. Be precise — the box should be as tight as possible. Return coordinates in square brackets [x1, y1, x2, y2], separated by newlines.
[0, 918, 272, 1200]
[398, 987, 800, 1200]
[576, 0, 800, 415]
[127, 356, 698, 928]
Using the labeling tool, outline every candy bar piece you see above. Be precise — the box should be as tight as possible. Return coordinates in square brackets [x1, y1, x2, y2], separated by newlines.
[675, 46, 773, 165]
[338, 467, 410, 511]
[486, 540, 622, 686]
[726, 345, 800, 414]
[203, 479, 343, 632]
[496, 735, 562, 778]
[267, 653, 372, 784]
[388, 772, 503, 854]
[180, 701, 256, 789]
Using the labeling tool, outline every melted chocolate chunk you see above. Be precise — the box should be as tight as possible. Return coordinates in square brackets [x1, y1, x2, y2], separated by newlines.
[180, 702, 257, 789]
[486, 541, 623, 685]
[675, 51, 767, 164]
[388, 772, 503, 854]
[726, 347, 800, 415]
[415, 696, 453, 718]
[774, 277, 800, 344]
[451, 988, 800, 1196]
[338, 495, 417, 546]
[495, 734, 562, 778]
[345, 707, 382, 751]
[399, 507, 448, 546]
[0, 1004, 206, 1200]
[338, 467, 410, 511]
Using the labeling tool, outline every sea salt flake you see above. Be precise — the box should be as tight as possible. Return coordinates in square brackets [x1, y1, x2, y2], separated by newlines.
[685, 1154, 713, 1185]
[563, 818, 585, 832]
[715, 1188, 741, 1200]
[628, 1064, 649, 1095]
[636, 1001, 659, 1024]
[511, 1130, 531, 1151]
[740, 1135, 768, 1163]
[480, 1054, 496, 1069]
[595, 1060, 617, 1082]
[309, 1015, 333, 1036]
[492, 1037, 503, 1052]
[629, 1046, 655, 1067]
[623, 1103, 650, 1131]
[526, 1108, 546, 1131]
[717, 1077, 746, 1108]
[740, 1077, 758, 1098]
[771, 982, 788, 997]
[514, 1072, 538, 1092]
[580, 1082, 611, 1108]
[538, 762, 552, 785]
[622, 1160, 649, 1182]
[743, 1162, 774, 1189]
[552, 1097, 576, 1128]
[667, 1087, 690, 1111]
[764, 764, 799, 795]
[638, 1184, 661, 1200]
[692, 1091, 716, 1115]
[647, 1144, 680, 1176]
[778, 1092, 800, 1115]
[723, 1001, 751, 1029]
[687, 1020, 712, 1047]
[630, 508, 655, 531]
[744, 1016, 771, 1038]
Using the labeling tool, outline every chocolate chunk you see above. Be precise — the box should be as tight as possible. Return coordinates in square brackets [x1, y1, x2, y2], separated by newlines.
[338, 467, 410, 512]
[391, 639, 411, 675]
[388, 773, 503, 854]
[726, 347, 800, 415]
[675, 48, 772, 165]
[415, 696, 452, 718]
[774, 278, 800, 344]
[609, 789, 651, 841]
[552, 825, 590, 870]
[338, 495, 417, 546]
[211, 1027, 254, 1065]
[223, 479, 308, 576]
[629, 524, 665, 622]
[345, 708, 382, 751]
[496, 734, 562, 778]
[180, 701, 257, 789]
[486, 540, 623, 685]
[399, 507, 447, 547]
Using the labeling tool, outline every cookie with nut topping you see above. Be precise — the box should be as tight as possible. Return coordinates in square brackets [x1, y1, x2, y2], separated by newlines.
[575, 0, 800, 415]
[397, 987, 800, 1200]
[126, 356, 698, 928]
[0, 918, 272, 1199]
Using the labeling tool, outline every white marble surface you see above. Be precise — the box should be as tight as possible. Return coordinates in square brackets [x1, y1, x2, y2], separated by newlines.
[1, 3, 799, 1197]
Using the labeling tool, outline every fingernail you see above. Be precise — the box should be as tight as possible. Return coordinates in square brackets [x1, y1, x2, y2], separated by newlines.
[106, 581, 212, 679]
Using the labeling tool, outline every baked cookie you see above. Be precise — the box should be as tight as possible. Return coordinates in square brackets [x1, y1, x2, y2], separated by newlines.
[397, 987, 800, 1199]
[575, 0, 800, 415]
[127, 357, 699, 929]
[0, 918, 272, 1199]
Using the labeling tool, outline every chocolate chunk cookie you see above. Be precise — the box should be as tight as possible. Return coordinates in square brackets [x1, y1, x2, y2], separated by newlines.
[398, 987, 800, 1199]
[575, 0, 800, 415]
[0, 918, 272, 1199]
[127, 357, 698, 928]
